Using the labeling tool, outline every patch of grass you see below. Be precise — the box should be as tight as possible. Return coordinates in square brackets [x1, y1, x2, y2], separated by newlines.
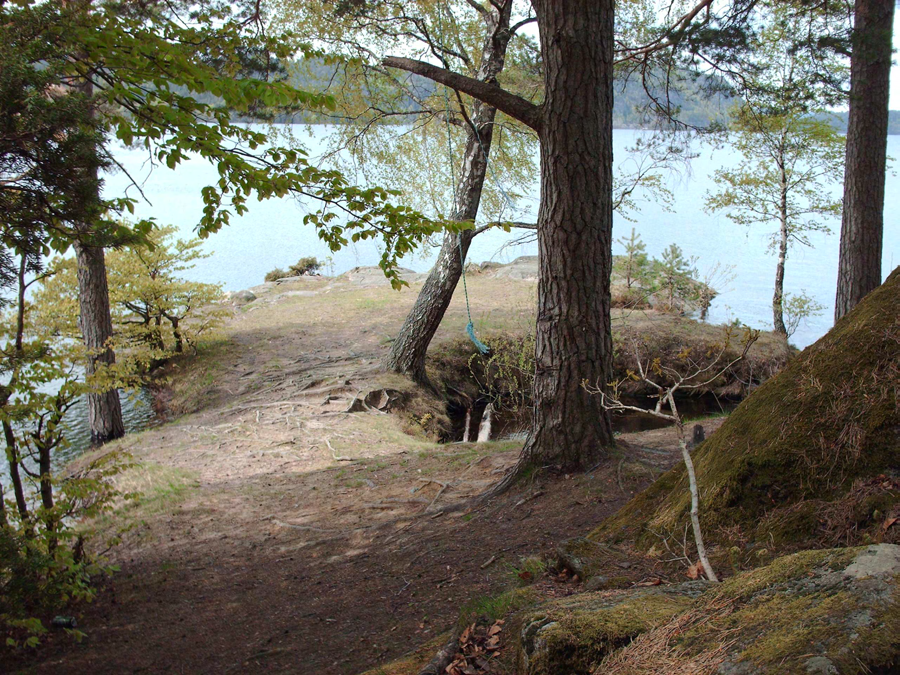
[458, 587, 540, 628]
[506, 556, 548, 587]
[92, 462, 199, 540]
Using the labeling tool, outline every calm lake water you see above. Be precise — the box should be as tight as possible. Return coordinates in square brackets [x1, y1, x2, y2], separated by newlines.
[103, 127, 900, 351]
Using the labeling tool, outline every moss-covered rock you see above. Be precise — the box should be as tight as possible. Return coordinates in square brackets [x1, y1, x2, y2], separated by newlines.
[506, 546, 899, 675]
[517, 584, 702, 674]
[592, 268, 900, 556]
[555, 537, 632, 581]
[599, 544, 900, 674]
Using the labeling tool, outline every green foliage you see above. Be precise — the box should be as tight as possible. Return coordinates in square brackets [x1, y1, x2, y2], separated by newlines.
[265, 256, 320, 282]
[264, 268, 292, 282]
[271, 0, 540, 225]
[613, 228, 651, 290]
[289, 257, 320, 276]
[35, 225, 228, 371]
[0, 1, 108, 255]
[653, 244, 699, 312]
[704, 7, 845, 334]
[782, 292, 825, 340]
[705, 111, 844, 242]
[2, 0, 447, 289]
[468, 333, 536, 413]
[612, 234, 722, 314]
[0, 253, 128, 648]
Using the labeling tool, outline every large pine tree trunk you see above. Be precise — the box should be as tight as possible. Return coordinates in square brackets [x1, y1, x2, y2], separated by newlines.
[75, 242, 125, 443]
[835, 0, 894, 320]
[384, 3, 513, 385]
[510, 0, 615, 474]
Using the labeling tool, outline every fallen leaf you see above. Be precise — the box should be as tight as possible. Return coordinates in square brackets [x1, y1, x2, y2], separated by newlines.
[686, 561, 705, 580]
[518, 570, 533, 582]
[883, 516, 898, 532]
[636, 578, 662, 586]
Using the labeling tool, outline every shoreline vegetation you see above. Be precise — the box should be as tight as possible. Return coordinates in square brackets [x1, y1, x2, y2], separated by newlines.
[3, 1, 897, 672]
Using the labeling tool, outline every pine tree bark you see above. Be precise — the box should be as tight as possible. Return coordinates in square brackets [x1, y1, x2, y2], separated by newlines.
[67, 61, 125, 443]
[510, 0, 615, 473]
[385, 2, 513, 385]
[835, 0, 893, 320]
[385, 0, 617, 485]
[75, 242, 125, 443]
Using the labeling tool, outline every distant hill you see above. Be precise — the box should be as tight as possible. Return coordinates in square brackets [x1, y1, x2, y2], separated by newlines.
[278, 59, 734, 129]
[814, 110, 900, 135]
[205, 59, 900, 134]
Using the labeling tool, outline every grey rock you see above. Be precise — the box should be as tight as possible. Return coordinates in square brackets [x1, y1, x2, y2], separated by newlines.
[804, 656, 838, 674]
[230, 289, 257, 305]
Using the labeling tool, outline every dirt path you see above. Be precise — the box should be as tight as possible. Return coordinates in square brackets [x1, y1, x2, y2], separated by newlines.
[7, 273, 720, 675]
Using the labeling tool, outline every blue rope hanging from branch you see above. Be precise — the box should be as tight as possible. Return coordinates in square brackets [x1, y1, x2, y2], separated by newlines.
[436, 1, 489, 355]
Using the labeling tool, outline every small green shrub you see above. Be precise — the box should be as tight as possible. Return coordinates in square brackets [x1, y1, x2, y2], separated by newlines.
[289, 256, 320, 276]
[265, 257, 320, 283]
[264, 267, 292, 282]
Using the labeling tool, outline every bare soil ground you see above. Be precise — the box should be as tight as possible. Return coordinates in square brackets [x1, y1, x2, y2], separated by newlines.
[6, 272, 726, 675]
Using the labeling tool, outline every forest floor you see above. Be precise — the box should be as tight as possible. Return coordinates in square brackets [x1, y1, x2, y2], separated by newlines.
[8, 268, 749, 674]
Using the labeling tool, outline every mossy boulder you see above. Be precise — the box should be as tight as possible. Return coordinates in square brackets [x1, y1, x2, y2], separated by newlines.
[517, 584, 702, 674]
[600, 544, 900, 674]
[593, 268, 900, 556]
[555, 537, 632, 581]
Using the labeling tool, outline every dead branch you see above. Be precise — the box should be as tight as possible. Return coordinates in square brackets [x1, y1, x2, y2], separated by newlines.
[325, 437, 354, 462]
[582, 327, 759, 583]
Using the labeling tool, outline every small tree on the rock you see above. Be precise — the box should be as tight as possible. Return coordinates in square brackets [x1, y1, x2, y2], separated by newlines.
[614, 228, 652, 291]
[655, 244, 698, 312]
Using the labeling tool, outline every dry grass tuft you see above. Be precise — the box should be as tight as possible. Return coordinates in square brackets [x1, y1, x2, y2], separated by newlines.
[598, 600, 736, 675]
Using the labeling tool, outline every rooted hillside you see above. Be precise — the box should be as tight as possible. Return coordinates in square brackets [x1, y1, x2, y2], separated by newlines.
[593, 267, 900, 560]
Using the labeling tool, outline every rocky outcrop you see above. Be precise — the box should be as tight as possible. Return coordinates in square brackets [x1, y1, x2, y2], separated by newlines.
[341, 266, 426, 287]
[516, 545, 900, 675]
[228, 289, 257, 305]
